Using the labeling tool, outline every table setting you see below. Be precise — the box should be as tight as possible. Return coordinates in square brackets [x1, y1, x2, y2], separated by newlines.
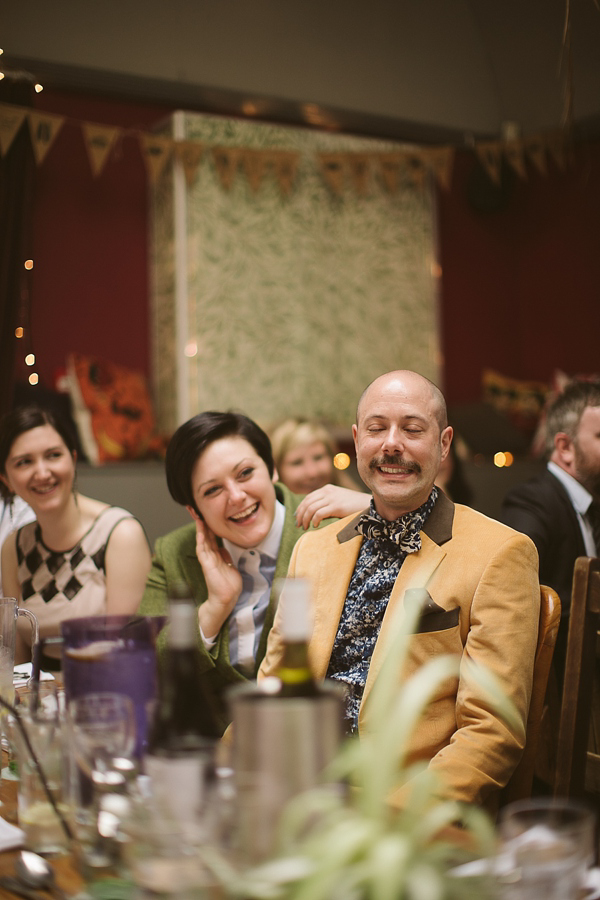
[0, 597, 599, 900]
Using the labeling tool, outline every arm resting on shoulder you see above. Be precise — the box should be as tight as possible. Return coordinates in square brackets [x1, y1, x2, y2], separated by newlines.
[295, 484, 370, 530]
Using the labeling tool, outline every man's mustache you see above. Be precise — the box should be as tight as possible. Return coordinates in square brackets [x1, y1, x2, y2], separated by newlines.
[369, 455, 421, 474]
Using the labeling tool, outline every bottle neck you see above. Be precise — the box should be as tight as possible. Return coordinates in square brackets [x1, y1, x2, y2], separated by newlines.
[168, 600, 197, 649]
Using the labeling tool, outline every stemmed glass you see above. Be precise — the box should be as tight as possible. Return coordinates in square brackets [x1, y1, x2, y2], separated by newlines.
[68, 692, 135, 778]
[67, 692, 136, 873]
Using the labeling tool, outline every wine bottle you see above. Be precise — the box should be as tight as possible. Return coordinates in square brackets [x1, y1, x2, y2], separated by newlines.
[144, 584, 219, 830]
[275, 578, 319, 697]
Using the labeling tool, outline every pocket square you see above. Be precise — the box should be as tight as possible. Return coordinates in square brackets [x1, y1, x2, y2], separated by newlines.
[404, 588, 460, 634]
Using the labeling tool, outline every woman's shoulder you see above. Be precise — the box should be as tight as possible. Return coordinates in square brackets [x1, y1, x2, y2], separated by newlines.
[78, 501, 142, 546]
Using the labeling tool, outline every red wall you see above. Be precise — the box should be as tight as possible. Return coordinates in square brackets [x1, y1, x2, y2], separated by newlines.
[438, 145, 600, 405]
[23, 90, 171, 388]
[23, 89, 600, 403]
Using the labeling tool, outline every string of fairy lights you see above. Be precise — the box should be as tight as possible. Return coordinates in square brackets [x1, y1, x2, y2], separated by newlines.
[1, 47, 44, 388]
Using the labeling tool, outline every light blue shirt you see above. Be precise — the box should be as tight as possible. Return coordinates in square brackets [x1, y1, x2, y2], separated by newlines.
[201, 500, 285, 672]
[547, 461, 597, 555]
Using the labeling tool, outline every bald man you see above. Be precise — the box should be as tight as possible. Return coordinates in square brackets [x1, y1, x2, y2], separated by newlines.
[260, 370, 540, 810]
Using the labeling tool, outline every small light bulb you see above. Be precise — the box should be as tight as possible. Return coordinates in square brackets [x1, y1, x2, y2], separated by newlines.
[28, 373, 39, 386]
[24, 259, 33, 270]
[494, 452, 507, 468]
[25, 353, 35, 366]
[15, 327, 24, 338]
[0, 73, 5, 82]
[184, 340, 198, 358]
[34, 83, 44, 93]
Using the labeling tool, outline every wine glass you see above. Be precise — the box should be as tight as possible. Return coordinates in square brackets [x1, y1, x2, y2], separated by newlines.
[68, 692, 136, 781]
[67, 692, 136, 873]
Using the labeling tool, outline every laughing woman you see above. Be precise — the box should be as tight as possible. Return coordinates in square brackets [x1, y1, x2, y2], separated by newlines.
[0, 406, 152, 664]
[139, 411, 363, 736]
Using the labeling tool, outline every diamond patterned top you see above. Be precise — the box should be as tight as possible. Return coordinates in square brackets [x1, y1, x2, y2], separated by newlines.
[15, 506, 138, 643]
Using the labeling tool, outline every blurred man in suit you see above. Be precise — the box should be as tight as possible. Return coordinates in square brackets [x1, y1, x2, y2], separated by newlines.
[502, 379, 600, 681]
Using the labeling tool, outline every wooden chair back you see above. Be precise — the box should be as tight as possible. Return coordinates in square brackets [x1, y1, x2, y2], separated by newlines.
[554, 556, 600, 799]
[501, 583, 561, 805]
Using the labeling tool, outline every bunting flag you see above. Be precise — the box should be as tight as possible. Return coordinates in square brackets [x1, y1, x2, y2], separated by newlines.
[140, 134, 173, 184]
[405, 152, 428, 189]
[242, 148, 269, 193]
[504, 139, 528, 179]
[82, 122, 120, 177]
[27, 110, 64, 164]
[0, 102, 577, 199]
[174, 140, 204, 187]
[318, 153, 347, 195]
[0, 104, 27, 156]
[347, 153, 370, 196]
[524, 137, 548, 176]
[378, 152, 403, 193]
[475, 141, 504, 186]
[425, 147, 455, 191]
[212, 146, 242, 190]
[266, 150, 299, 196]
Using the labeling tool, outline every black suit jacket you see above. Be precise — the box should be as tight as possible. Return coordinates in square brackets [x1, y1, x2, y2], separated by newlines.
[501, 469, 585, 618]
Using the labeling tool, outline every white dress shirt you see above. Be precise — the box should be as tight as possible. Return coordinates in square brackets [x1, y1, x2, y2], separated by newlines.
[0, 496, 36, 592]
[201, 500, 286, 671]
[548, 461, 598, 555]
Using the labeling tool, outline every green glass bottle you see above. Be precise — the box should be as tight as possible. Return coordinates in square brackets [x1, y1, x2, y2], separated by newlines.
[276, 578, 320, 698]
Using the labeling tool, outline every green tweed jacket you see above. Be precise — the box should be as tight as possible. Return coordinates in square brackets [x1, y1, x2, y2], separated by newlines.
[139, 483, 321, 735]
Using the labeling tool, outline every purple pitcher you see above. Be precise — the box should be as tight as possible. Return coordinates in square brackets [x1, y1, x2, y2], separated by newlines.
[60, 615, 166, 758]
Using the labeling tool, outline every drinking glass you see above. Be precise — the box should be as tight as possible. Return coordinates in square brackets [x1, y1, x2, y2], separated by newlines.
[496, 798, 596, 900]
[8, 683, 70, 856]
[68, 692, 136, 779]
[0, 598, 39, 790]
[66, 692, 136, 874]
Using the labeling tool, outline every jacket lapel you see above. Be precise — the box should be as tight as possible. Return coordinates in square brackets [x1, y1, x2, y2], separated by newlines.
[310, 515, 363, 680]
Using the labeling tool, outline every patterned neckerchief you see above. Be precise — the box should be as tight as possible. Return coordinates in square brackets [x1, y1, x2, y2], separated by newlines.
[327, 487, 439, 734]
[355, 486, 439, 566]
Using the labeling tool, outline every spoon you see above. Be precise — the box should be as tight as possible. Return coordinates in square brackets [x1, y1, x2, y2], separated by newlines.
[14, 851, 68, 900]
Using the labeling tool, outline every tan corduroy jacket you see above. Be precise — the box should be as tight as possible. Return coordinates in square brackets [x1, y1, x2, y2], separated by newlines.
[259, 491, 540, 809]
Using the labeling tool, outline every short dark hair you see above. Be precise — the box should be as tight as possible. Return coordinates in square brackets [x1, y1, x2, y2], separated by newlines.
[166, 411, 275, 512]
[0, 405, 79, 500]
[545, 379, 600, 457]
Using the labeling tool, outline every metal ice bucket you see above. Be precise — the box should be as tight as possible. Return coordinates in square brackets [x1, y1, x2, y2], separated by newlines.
[229, 678, 345, 862]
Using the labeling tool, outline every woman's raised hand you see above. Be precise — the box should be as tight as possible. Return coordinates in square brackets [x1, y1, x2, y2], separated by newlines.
[193, 515, 242, 640]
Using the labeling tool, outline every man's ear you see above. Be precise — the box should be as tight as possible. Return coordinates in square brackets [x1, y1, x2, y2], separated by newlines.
[352, 424, 358, 453]
[554, 432, 576, 470]
[186, 504, 203, 522]
[440, 426, 453, 463]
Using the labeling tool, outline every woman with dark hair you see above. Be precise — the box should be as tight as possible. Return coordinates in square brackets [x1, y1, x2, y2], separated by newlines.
[0, 405, 152, 663]
[140, 410, 361, 735]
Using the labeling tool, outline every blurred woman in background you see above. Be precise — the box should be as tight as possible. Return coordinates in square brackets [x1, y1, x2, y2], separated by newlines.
[271, 418, 369, 529]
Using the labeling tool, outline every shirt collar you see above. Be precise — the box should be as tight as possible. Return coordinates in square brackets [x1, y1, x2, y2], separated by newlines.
[222, 498, 285, 566]
[547, 460, 594, 515]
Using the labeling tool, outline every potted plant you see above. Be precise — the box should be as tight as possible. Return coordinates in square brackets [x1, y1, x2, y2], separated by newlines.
[203, 601, 518, 900]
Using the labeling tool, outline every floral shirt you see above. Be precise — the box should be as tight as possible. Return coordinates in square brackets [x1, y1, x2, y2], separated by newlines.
[326, 488, 439, 733]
